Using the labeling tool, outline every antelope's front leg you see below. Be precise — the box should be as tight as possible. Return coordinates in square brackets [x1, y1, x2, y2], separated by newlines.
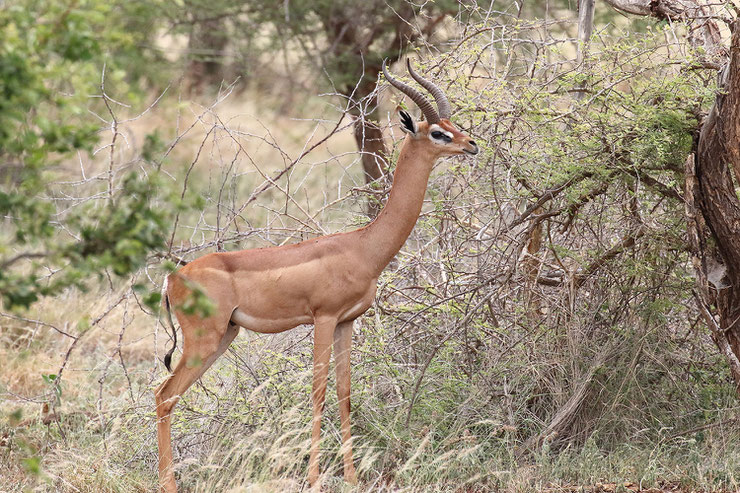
[334, 320, 357, 483]
[308, 316, 336, 487]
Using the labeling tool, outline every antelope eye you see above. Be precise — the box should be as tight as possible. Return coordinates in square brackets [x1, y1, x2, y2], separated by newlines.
[431, 130, 452, 142]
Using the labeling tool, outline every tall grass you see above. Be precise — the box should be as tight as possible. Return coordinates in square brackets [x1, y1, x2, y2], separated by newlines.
[3, 16, 740, 493]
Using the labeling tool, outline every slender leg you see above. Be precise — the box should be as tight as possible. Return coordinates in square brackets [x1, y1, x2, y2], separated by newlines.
[155, 323, 239, 493]
[307, 316, 336, 488]
[334, 320, 358, 484]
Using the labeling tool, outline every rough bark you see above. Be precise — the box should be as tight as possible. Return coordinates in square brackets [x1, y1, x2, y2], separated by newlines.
[694, 22, 740, 389]
[604, 0, 740, 391]
[685, 154, 740, 388]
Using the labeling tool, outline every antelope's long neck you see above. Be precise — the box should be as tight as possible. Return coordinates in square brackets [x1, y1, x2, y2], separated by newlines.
[361, 137, 437, 274]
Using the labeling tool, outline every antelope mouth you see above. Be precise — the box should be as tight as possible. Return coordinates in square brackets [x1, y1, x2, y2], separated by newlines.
[463, 148, 479, 155]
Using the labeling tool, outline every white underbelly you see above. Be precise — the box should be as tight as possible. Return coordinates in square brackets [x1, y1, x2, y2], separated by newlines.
[230, 298, 370, 333]
[230, 308, 313, 334]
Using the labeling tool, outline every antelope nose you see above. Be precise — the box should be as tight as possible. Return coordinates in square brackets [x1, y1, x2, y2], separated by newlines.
[465, 141, 479, 155]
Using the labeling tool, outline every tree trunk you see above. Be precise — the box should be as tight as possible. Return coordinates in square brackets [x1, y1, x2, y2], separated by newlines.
[352, 100, 388, 217]
[345, 71, 389, 217]
[186, 18, 229, 96]
[694, 22, 740, 391]
[577, 0, 595, 64]
[604, 0, 740, 394]
[520, 209, 543, 322]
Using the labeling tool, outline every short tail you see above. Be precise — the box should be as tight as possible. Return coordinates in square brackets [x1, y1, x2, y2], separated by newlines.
[162, 277, 177, 372]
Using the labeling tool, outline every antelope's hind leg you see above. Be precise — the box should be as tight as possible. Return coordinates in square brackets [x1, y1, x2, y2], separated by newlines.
[334, 320, 357, 483]
[155, 322, 239, 493]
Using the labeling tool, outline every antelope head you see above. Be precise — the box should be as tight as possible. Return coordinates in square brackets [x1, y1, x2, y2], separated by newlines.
[383, 59, 479, 157]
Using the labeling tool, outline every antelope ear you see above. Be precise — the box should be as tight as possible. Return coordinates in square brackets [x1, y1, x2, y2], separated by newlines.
[399, 110, 418, 136]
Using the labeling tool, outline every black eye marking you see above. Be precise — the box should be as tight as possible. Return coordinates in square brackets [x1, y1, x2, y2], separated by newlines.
[430, 130, 452, 142]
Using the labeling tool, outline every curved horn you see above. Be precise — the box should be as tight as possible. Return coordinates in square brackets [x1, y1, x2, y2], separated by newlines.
[382, 59, 440, 124]
[406, 59, 452, 120]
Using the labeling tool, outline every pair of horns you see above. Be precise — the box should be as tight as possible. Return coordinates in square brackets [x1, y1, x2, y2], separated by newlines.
[382, 59, 451, 124]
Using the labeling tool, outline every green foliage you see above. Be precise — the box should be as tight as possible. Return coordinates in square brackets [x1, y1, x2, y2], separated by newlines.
[0, 0, 141, 171]
[21, 455, 42, 476]
[41, 373, 62, 408]
[2, 4, 739, 493]
[69, 174, 169, 275]
[1, 172, 172, 309]
[0, 0, 178, 311]
[167, 0, 466, 99]
[511, 67, 708, 197]
[178, 279, 217, 318]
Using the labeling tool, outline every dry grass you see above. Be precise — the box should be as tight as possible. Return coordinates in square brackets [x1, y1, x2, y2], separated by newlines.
[3, 295, 740, 490]
[3, 30, 740, 493]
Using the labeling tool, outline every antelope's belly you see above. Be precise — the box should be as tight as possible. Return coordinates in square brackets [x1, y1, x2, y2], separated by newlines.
[230, 308, 312, 334]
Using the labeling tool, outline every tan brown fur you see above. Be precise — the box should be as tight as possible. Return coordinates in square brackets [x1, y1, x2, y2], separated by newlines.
[155, 82, 477, 493]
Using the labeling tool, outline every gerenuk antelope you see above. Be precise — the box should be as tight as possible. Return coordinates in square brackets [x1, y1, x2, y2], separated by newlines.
[155, 59, 478, 492]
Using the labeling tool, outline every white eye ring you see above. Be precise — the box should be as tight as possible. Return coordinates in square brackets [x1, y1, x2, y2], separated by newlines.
[430, 130, 452, 142]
